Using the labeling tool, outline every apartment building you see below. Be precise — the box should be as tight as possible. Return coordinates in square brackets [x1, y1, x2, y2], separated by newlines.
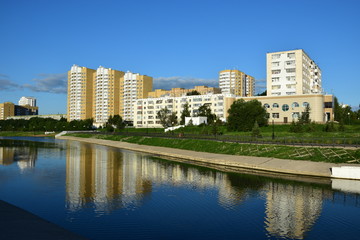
[148, 86, 221, 98]
[67, 64, 96, 121]
[133, 94, 235, 128]
[93, 66, 124, 124]
[121, 71, 153, 122]
[219, 70, 255, 97]
[266, 49, 322, 96]
[18, 96, 36, 107]
[67, 65, 153, 125]
[0, 102, 15, 120]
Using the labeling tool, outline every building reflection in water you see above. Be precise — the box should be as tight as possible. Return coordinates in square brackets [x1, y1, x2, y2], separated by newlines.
[65, 141, 359, 239]
[264, 182, 324, 239]
[65, 141, 249, 212]
[0, 145, 37, 171]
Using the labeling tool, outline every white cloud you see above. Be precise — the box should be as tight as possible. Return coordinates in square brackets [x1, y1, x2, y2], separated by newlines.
[23, 73, 67, 94]
[153, 76, 218, 90]
[255, 79, 266, 94]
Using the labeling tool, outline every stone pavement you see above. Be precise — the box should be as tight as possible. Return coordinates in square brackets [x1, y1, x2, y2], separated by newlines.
[57, 136, 360, 178]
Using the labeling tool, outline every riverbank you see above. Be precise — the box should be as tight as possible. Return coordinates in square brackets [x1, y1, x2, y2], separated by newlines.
[57, 135, 360, 179]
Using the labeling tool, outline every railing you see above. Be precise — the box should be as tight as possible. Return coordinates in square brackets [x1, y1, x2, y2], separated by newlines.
[88, 131, 360, 148]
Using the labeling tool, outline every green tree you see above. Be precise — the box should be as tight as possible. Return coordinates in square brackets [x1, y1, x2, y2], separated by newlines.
[300, 105, 311, 124]
[157, 107, 177, 128]
[251, 121, 262, 137]
[107, 115, 125, 131]
[227, 99, 268, 131]
[198, 104, 216, 124]
[180, 103, 190, 125]
[186, 90, 200, 96]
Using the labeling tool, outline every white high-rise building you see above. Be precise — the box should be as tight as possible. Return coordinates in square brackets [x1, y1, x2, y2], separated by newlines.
[18, 97, 36, 107]
[266, 49, 322, 96]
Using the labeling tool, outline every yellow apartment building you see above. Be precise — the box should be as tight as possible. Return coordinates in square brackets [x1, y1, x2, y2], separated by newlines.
[0, 102, 15, 120]
[219, 70, 255, 96]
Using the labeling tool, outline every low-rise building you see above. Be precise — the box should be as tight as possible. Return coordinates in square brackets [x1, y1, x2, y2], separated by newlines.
[134, 94, 234, 128]
[133, 94, 333, 128]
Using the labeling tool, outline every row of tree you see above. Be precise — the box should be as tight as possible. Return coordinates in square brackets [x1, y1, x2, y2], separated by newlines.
[0, 117, 94, 132]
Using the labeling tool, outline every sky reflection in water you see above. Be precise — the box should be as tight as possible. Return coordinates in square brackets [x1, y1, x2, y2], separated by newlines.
[0, 137, 360, 240]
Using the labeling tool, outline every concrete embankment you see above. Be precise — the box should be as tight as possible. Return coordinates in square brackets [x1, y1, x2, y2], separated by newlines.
[0, 200, 86, 240]
[57, 136, 360, 179]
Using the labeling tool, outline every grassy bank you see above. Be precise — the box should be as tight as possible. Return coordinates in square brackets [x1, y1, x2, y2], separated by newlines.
[68, 133, 360, 164]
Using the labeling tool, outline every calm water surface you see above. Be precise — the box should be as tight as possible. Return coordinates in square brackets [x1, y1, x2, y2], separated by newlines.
[0, 137, 360, 239]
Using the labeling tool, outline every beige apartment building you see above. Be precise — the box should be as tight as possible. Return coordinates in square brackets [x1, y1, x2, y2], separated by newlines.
[93, 66, 125, 124]
[67, 65, 153, 125]
[121, 71, 153, 122]
[0, 102, 15, 120]
[148, 86, 221, 98]
[133, 93, 333, 128]
[219, 70, 255, 97]
[267, 49, 322, 96]
[67, 65, 96, 121]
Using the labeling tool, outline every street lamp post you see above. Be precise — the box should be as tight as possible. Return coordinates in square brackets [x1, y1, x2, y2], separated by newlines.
[272, 118, 275, 140]
[348, 112, 350, 125]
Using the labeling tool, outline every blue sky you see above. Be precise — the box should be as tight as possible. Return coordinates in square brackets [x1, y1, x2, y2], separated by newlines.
[0, 0, 359, 114]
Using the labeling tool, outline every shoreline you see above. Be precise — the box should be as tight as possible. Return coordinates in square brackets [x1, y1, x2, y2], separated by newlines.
[57, 136, 360, 181]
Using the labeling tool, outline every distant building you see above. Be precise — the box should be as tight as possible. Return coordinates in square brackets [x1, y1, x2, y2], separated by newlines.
[18, 96, 37, 107]
[0, 102, 15, 120]
[219, 70, 255, 97]
[148, 86, 221, 98]
[0, 102, 38, 120]
[266, 49, 322, 96]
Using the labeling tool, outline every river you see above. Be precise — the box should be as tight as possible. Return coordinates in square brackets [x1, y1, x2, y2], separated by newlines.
[0, 137, 360, 239]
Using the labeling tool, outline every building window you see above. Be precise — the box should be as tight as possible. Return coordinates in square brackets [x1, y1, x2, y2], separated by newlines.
[264, 103, 270, 108]
[292, 102, 299, 108]
[273, 103, 279, 108]
[272, 70, 281, 74]
[272, 113, 279, 118]
[272, 54, 281, 59]
[292, 112, 300, 119]
[272, 62, 280, 67]
[287, 53, 295, 59]
[272, 77, 280, 82]
[286, 68, 296, 73]
[282, 104, 289, 111]
[303, 102, 310, 107]
[324, 102, 332, 108]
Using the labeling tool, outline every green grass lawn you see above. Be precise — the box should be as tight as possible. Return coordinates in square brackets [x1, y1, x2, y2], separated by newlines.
[122, 124, 360, 138]
[0, 131, 57, 137]
[67, 133, 360, 164]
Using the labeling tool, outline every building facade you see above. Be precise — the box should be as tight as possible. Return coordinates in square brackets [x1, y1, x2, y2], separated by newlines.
[93, 66, 124, 124]
[121, 71, 153, 122]
[133, 93, 333, 128]
[18, 96, 36, 107]
[134, 94, 234, 128]
[67, 64, 96, 121]
[148, 86, 221, 98]
[0, 102, 15, 120]
[266, 49, 322, 96]
[219, 70, 255, 96]
[67, 65, 153, 125]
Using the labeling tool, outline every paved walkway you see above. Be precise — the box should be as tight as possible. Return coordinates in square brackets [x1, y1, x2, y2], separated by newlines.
[0, 200, 86, 239]
[57, 136, 360, 178]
